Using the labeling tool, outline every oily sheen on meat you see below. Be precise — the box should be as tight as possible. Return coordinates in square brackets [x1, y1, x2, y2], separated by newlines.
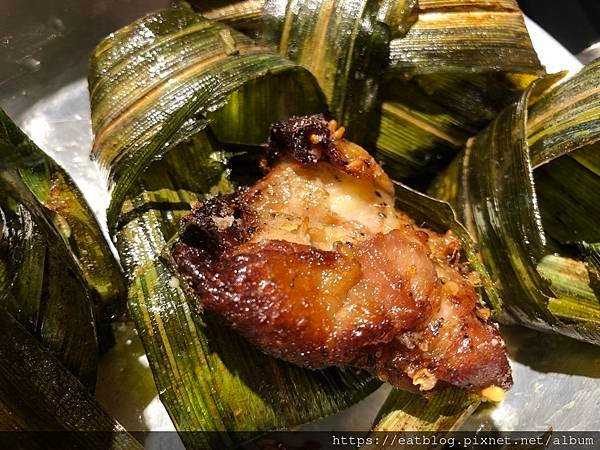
[172, 115, 512, 398]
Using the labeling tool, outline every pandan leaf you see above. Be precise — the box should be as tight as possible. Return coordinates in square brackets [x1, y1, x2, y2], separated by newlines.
[89, 6, 382, 447]
[430, 60, 600, 345]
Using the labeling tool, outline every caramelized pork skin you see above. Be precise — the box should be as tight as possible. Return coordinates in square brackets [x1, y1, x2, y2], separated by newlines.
[172, 115, 512, 395]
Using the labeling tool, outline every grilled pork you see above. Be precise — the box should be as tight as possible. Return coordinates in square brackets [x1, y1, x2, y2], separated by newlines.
[172, 115, 512, 398]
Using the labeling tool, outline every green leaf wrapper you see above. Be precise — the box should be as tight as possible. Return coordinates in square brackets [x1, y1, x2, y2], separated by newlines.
[1, 109, 104, 388]
[89, 5, 384, 447]
[430, 60, 600, 345]
[261, 0, 410, 146]
[0, 310, 141, 448]
[0, 109, 125, 322]
[378, 0, 543, 184]
[201, 0, 543, 184]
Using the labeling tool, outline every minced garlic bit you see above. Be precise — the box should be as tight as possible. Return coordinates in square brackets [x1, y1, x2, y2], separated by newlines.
[327, 119, 338, 133]
[481, 385, 506, 402]
[333, 126, 345, 140]
[168, 276, 180, 289]
[309, 133, 322, 144]
[346, 158, 366, 172]
[211, 214, 235, 231]
[412, 368, 437, 391]
[476, 307, 491, 320]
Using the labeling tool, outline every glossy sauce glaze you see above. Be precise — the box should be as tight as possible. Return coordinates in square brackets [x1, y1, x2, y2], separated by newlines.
[172, 115, 512, 397]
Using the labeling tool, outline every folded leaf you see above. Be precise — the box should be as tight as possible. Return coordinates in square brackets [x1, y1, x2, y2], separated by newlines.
[378, 0, 543, 184]
[430, 60, 600, 345]
[90, 5, 381, 447]
[0, 109, 126, 322]
[387, 0, 542, 75]
[370, 387, 479, 434]
[0, 110, 108, 388]
[200, 0, 543, 184]
[261, 0, 407, 146]
[89, 5, 326, 232]
[202, 0, 266, 34]
[376, 72, 538, 184]
[0, 309, 141, 449]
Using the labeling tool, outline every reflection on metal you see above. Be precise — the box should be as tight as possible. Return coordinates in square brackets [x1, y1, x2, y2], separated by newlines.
[578, 42, 600, 65]
[0, 0, 599, 435]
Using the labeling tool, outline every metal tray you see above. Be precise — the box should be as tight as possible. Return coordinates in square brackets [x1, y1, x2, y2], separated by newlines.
[1, 0, 598, 437]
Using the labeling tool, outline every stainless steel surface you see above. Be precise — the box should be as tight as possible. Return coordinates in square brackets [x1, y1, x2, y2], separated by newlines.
[1, 0, 599, 435]
[578, 42, 600, 65]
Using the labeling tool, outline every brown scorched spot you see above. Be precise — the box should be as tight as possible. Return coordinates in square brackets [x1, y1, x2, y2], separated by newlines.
[172, 115, 512, 398]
